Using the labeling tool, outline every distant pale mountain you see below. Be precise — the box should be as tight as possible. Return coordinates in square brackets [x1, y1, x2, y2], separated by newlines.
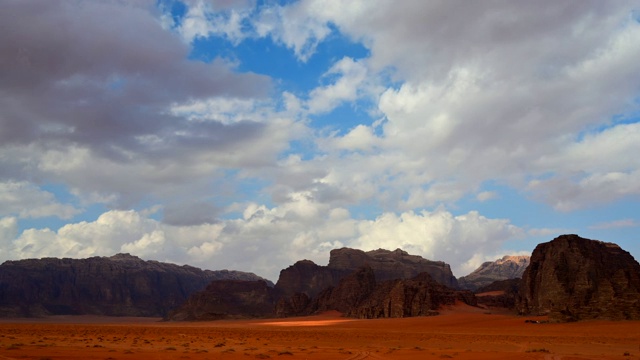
[458, 255, 530, 291]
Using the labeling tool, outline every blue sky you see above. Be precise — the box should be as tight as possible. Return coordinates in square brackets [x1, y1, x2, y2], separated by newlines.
[1, 0, 639, 281]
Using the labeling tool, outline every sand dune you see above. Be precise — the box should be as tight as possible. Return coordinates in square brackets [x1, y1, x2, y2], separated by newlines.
[1, 307, 639, 359]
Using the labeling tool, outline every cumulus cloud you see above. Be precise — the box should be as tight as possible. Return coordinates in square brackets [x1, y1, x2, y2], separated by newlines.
[274, 0, 640, 211]
[0, 203, 525, 280]
[0, 182, 79, 219]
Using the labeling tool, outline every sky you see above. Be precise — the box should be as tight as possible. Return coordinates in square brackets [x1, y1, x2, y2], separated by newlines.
[1, 0, 639, 282]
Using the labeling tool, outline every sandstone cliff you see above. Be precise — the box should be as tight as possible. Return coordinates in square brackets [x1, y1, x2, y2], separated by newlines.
[516, 234, 640, 321]
[274, 247, 457, 299]
[276, 266, 475, 319]
[458, 255, 530, 291]
[0, 253, 270, 317]
[329, 248, 458, 288]
[167, 280, 276, 321]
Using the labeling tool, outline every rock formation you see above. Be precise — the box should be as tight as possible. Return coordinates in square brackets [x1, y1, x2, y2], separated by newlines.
[474, 278, 521, 309]
[328, 248, 458, 288]
[167, 280, 276, 321]
[0, 253, 270, 317]
[274, 247, 457, 298]
[458, 255, 530, 291]
[346, 271, 475, 319]
[277, 266, 476, 319]
[517, 234, 640, 321]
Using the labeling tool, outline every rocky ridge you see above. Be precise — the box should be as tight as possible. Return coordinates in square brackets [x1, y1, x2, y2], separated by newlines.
[458, 255, 530, 291]
[0, 254, 270, 317]
[274, 247, 457, 299]
[516, 234, 640, 321]
[275, 266, 475, 319]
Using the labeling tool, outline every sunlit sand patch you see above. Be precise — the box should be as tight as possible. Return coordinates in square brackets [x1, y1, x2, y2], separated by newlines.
[257, 319, 355, 327]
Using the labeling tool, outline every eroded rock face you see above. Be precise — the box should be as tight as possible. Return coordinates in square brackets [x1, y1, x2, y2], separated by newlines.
[516, 234, 640, 321]
[168, 280, 276, 321]
[347, 272, 475, 319]
[274, 248, 458, 299]
[329, 248, 458, 288]
[277, 266, 475, 319]
[0, 254, 270, 317]
[274, 260, 348, 299]
[458, 255, 530, 291]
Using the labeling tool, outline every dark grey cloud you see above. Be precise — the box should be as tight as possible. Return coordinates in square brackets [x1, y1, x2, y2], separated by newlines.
[0, 0, 271, 159]
[162, 201, 221, 226]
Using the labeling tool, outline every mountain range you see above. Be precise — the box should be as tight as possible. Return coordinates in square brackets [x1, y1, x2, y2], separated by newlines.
[2, 234, 639, 322]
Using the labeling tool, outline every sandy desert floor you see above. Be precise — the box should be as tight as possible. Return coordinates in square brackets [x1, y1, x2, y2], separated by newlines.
[1, 304, 639, 360]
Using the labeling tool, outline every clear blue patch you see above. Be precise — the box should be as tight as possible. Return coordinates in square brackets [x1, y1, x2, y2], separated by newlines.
[188, 23, 370, 96]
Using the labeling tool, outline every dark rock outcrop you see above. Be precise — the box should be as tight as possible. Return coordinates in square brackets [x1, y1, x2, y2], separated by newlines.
[475, 278, 521, 309]
[329, 248, 458, 288]
[277, 266, 476, 319]
[516, 234, 640, 321]
[458, 255, 530, 291]
[274, 247, 457, 299]
[168, 280, 277, 321]
[347, 272, 475, 319]
[0, 253, 270, 317]
[274, 260, 347, 299]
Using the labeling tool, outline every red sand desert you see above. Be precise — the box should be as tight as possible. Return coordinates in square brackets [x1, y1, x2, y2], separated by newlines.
[1, 304, 639, 360]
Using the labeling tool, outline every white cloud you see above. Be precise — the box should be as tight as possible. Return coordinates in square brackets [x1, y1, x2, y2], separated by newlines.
[352, 208, 525, 277]
[0, 202, 525, 280]
[589, 218, 638, 230]
[476, 191, 497, 202]
[179, 0, 253, 43]
[254, 1, 331, 61]
[0, 181, 80, 219]
[306, 57, 369, 114]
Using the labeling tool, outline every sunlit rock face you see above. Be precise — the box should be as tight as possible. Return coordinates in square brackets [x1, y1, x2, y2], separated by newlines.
[458, 255, 530, 291]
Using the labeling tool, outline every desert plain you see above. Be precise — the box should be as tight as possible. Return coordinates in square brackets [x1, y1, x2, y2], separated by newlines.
[1, 304, 638, 360]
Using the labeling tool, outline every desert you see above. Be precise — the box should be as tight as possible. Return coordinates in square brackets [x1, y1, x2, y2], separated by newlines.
[1, 306, 639, 360]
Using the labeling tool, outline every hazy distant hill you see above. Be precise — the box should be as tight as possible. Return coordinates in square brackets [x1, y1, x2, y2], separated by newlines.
[458, 255, 530, 291]
[0, 253, 271, 317]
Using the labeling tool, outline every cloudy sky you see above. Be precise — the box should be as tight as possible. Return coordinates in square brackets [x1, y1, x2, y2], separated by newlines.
[1, 0, 639, 281]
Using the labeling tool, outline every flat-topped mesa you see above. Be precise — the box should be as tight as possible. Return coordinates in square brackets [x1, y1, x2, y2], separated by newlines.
[327, 248, 458, 288]
[516, 234, 640, 322]
[0, 255, 270, 318]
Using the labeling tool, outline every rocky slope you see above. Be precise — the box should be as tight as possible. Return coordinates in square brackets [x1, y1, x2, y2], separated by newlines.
[0, 253, 270, 317]
[516, 234, 640, 321]
[167, 280, 276, 321]
[274, 247, 457, 298]
[458, 255, 530, 291]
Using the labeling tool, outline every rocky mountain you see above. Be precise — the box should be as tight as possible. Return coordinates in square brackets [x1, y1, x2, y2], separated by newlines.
[276, 266, 475, 319]
[458, 255, 530, 291]
[168, 280, 277, 321]
[274, 247, 457, 298]
[516, 234, 640, 321]
[0, 253, 270, 317]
